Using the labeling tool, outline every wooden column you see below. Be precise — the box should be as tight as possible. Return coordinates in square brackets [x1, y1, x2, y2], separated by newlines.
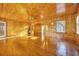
[66, 15, 76, 40]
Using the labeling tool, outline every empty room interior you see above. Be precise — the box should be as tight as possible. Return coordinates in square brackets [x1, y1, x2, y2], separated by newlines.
[0, 3, 79, 56]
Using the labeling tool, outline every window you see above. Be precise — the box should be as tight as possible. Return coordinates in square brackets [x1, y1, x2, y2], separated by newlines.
[41, 25, 46, 41]
[56, 20, 66, 32]
[0, 21, 6, 38]
[76, 16, 79, 34]
[56, 3, 65, 14]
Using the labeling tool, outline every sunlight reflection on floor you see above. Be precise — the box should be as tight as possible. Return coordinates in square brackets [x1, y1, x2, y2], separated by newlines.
[57, 42, 67, 56]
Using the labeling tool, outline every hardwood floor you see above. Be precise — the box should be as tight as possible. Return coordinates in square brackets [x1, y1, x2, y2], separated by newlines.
[0, 35, 79, 56]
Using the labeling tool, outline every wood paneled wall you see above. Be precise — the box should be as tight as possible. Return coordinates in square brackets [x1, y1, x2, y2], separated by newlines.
[0, 18, 28, 37]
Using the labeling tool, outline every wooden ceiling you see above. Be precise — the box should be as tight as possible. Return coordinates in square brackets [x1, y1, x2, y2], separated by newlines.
[0, 3, 78, 24]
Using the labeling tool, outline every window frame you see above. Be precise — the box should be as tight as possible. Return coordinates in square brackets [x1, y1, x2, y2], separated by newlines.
[76, 15, 79, 35]
[55, 20, 66, 33]
[0, 21, 6, 39]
